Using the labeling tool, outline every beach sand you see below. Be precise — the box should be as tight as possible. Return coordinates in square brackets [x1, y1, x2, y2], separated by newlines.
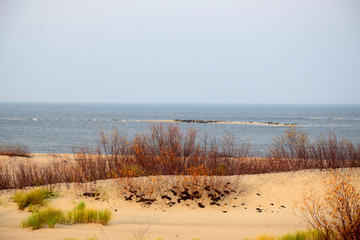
[1, 154, 359, 240]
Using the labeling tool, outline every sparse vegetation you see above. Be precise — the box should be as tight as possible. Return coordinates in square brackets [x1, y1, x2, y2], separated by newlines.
[13, 187, 56, 210]
[1, 125, 359, 239]
[22, 201, 112, 230]
[267, 126, 360, 170]
[22, 206, 64, 229]
[115, 175, 242, 207]
[65, 201, 112, 225]
[246, 229, 320, 240]
[0, 144, 31, 158]
[300, 170, 360, 240]
[0, 125, 359, 192]
[63, 237, 98, 240]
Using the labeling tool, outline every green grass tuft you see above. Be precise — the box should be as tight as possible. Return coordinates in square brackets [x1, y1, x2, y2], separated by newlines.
[97, 209, 112, 225]
[249, 229, 320, 240]
[63, 237, 98, 240]
[22, 207, 64, 230]
[13, 187, 56, 210]
[22, 202, 112, 230]
[277, 229, 319, 240]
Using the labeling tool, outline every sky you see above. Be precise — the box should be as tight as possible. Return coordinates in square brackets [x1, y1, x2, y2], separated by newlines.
[0, 0, 360, 104]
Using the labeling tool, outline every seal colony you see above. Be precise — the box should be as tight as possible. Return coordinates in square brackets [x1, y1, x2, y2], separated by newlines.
[140, 119, 297, 126]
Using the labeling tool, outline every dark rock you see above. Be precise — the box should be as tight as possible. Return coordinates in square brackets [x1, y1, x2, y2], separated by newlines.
[214, 189, 222, 195]
[167, 202, 176, 207]
[83, 192, 99, 197]
[161, 195, 172, 201]
[125, 195, 134, 201]
[198, 203, 205, 208]
[210, 202, 220, 206]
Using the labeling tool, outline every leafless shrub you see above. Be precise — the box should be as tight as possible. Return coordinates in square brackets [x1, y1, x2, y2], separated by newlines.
[132, 215, 157, 240]
[0, 144, 31, 158]
[309, 134, 360, 169]
[267, 127, 360, 171]
[1, 125, 359, 191]
[267, 126, 310, 162]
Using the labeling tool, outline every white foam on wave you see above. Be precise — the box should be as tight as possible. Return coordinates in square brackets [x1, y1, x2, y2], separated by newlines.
[0, 118, 27, 121]
[309, 117, 325, 120]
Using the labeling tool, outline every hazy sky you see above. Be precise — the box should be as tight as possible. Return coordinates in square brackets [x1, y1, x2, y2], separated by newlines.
[1, 0, 360, 104]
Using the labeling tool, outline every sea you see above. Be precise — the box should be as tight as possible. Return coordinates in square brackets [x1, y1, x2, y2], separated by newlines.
[1, 103, 360, 156]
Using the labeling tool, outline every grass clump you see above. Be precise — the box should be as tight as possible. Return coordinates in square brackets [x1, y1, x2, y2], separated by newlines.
[22, 201, 112, 230]
[63, 237, 98, 240]
[13, 187, 56, 210]
[248, 229, 319, 240]
[22, 207, 64, 230]
[277, 229, 319, 240]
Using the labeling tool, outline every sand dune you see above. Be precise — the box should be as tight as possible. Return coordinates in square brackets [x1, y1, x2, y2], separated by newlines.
[1, 155, 359, 240]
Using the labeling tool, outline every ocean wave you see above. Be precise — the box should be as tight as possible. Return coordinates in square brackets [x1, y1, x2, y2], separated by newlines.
[1, 117, 359, 124]
[309, 117, 326, 120]
[308, 117, 360, 121]
[0, 118, 28, 121]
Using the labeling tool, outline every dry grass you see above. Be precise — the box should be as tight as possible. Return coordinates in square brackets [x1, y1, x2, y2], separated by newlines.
[267, 127, 360, 170]
[0, 125, 359, 191]
[0, 144, 31, 158]
[300, 170, 360, 240]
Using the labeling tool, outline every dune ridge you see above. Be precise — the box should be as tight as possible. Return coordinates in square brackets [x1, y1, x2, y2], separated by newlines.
[1, 154, 359, 240]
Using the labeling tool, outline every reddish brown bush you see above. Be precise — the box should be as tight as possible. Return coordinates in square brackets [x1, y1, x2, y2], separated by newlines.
[0, 144, 31, 158]
[301, 170, 360, 240]
[1, 125, 359, 190]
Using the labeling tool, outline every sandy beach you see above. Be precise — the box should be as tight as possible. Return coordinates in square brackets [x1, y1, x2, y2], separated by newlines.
[1, 154, 359, 240]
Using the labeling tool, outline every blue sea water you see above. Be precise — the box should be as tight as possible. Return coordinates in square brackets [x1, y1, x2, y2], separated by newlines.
[0, 103, 360, 156]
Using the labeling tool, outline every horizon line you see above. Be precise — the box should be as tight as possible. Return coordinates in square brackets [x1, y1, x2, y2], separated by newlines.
[1, 101, 360, 106]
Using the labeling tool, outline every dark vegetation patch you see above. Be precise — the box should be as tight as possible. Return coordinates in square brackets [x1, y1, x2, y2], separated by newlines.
[116, 175, 241, 207]
[0, 144, 31, 158]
